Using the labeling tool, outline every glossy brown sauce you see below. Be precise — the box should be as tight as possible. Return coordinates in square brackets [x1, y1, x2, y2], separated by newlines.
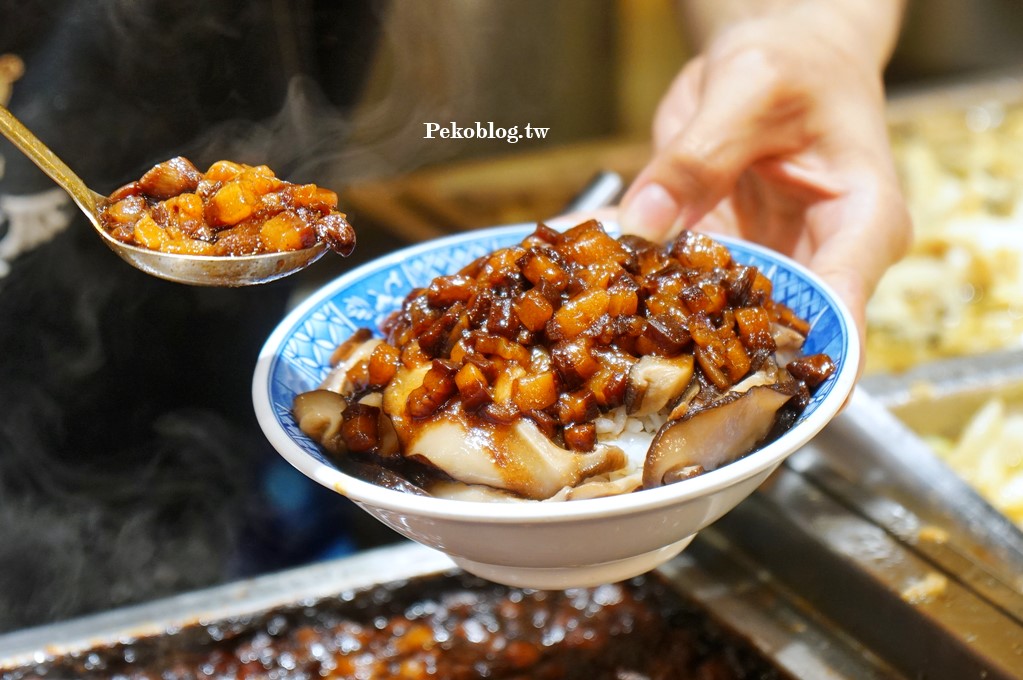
[99, 157, 356, 257]
[3, 572, 788, 680]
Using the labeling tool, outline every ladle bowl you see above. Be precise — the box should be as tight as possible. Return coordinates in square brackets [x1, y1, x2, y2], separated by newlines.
[0, 105, 326, 286]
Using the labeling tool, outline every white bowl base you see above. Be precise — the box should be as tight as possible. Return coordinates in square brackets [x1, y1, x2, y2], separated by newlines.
[450, 535, 696, 589]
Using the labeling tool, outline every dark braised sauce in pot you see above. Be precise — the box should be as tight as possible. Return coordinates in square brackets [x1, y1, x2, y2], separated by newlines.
[99, 157, 356, 257]
[5, 572, 788, 679]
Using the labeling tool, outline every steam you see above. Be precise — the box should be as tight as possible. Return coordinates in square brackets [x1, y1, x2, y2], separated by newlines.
[0, 0, 618, 635]
[0, 221, 294, 632]
[174, 0, 617, 191]
[0, 411, 248, 630]
[177, 77, 368, 185]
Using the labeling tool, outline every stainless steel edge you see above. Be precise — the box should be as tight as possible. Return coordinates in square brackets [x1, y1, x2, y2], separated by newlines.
[858, 353, 1023, 594]
[798, 390, 1023, 579]
[0, 543, 456, 669]
[667, 529, 905, 679]
[561, 170, 624, 214]
[862, 349, 1023, 424]
[717, 462, 1023, 680]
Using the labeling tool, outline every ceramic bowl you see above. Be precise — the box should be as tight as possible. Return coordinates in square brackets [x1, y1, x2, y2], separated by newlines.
[253, 222, 858, 589]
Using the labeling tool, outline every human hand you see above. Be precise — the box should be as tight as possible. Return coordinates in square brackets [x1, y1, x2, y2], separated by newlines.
[619, 2, 912, 342]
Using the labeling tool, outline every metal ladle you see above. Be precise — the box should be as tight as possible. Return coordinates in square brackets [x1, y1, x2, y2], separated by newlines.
[0, 105, 327, 286]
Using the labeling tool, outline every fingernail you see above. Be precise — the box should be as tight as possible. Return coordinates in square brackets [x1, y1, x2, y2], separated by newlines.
[621, 183, 680, 239]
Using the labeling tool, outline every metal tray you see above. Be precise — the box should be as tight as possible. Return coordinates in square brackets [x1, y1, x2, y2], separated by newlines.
[0, 536, 896, 678]
[3, 388, 1022, 679]
[865, 348, 1023, 438]
[723, 391, 1023, 680]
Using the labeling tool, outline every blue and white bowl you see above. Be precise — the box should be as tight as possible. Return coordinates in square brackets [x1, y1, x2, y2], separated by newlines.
[253, 222, 859, 588]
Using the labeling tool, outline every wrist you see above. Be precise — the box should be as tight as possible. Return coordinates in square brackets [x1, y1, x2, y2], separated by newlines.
[808, 0, 905, 73]
[683, 0, 904, 75]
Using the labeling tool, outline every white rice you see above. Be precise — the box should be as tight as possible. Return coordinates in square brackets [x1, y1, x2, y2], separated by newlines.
[594, 406, 669, 477]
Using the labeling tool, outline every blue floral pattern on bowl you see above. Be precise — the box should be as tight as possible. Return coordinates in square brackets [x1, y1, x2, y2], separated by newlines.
[258, 224, 851, 475]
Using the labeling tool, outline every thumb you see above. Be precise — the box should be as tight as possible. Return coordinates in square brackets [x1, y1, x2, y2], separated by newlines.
[812, 261, 868, 375]
[806, 178, 913, 374]
[621, 52, 811, 240]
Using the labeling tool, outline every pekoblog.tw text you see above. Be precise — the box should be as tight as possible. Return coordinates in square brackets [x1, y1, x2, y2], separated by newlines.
[423, 122, 549, 144]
